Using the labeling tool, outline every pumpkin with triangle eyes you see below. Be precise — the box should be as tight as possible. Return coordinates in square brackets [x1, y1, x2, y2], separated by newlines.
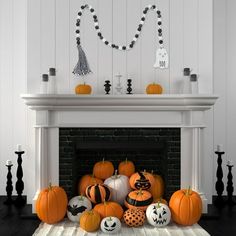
[100, 216, 121, 234]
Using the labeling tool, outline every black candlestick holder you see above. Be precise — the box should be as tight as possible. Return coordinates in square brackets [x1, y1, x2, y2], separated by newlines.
[126, 79, 132, 94]
[14, 151, 26, 206]
[226, 163, 236, 206]
[4, 164, 13, 205]
[214, 151, 226, 207]
[104, 80, 111, 94]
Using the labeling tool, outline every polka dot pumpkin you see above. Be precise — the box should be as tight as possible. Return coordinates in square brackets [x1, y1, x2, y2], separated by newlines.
[123, 208, 145, 227]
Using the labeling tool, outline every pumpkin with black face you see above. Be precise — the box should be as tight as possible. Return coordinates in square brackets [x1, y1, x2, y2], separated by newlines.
[100, 216, 121, 234]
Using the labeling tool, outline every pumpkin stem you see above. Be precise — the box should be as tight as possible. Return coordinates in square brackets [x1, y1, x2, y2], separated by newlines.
[157, 201, 161, 208]
[151, 170, 154, 174]
[125, 157, 128, 163]
[186, 186, 192, 196]
[102, 158, 105, 162]
[138, 188, 143, 195]
[109, 216, 112, 221]
[103, 199, 107, 205]
[48, 182, 52, 191]
[79, 195, 84, 201]
[115, 170, 118, 178]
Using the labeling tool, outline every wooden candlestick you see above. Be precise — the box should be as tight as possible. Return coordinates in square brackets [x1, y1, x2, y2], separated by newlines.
[226, 163, 236, 206]
[4, 164, 13, 205]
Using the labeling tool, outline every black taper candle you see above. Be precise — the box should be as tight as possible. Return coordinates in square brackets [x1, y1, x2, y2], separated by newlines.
[4, 164, 13, 205]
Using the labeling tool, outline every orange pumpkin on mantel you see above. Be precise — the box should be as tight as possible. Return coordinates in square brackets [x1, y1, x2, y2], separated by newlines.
[75, 83, 92, 94]
[93, 158, 114, 180]
[118, 158, 135, 177]
[149, 172, 164, 199]
[146, 83, 163, 94]
[80, 210, 101, 232]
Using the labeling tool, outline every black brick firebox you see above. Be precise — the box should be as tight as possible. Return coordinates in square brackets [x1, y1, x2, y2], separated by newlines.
[59, 128, 180, 200]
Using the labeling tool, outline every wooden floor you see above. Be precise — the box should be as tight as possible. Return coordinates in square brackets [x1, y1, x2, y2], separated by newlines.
[0, 196, 236, 236]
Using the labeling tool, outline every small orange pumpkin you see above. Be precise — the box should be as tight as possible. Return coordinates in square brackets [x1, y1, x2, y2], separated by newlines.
[146, 83, 163, 94]
[118, 158, 135, 177]
[93, 158, 114, 180]
[169, 187, 202, 226]
[93, 201, 124, 220]
[75, 83, 92, 94]
[80, 210, 101, 232]
[36, 184, 68, 224]
[123, 208, 145, 227]
[78, 174, 103, 196]
[149, 173, 164, 199]
[86, 184, 111, 204]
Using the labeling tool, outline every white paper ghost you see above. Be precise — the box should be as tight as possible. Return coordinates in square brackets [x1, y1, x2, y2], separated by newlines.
[154, 48, 169, 69]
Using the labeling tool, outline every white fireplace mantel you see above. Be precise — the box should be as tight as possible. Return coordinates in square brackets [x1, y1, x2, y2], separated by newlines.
[21, 94, 218, 213]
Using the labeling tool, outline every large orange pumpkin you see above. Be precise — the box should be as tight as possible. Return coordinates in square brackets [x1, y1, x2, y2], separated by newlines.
[80, 210, 101, 232]
[93, 159, 114, 180]
[78, 174, 103, 196]
[86, 184, 111, 204]
[75, 83, 92, 94]
[129, 170, 155, 190]
[124, 189, 153, 211]
[118, 158, 135, 177]
[169, 188, 202, 226]
[149, 173, 164, 199]
[36, 184, 68, 224]
[146, 83, 163, 94]
[93, 201, 124, 220]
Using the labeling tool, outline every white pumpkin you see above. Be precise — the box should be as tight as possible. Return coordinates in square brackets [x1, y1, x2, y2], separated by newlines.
[146, 202, 171, 227]
[100, 216, 121, 234]
[67, 195, 92, 222]
[104, 170, 131, 205]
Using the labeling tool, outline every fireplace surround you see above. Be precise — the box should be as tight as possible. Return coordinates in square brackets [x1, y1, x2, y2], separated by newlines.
[21, 94, 218, 213]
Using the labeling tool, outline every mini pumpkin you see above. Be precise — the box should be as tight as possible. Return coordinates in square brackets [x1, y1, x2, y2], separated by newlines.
[169, 187, 202, 226]
[75, 83, 92, 94]
[146, 202, 171, 227]
[93, 158, 114, 180]
[93, 201, 124, 220]
[36, 184, 68, 224]
[104, 170, 131, 205]
[86, 184, 111, 204]
[146, 83, 163, 94]
[80, 210, 101, 232]
[149, 173, 164, 199]
[78, 174, 103, 196]
[124, 189, 153, 211]
[123, 208, 145, 227]
[67, 195, 92, 222]
[118, 158, 135, 177]
[100, 216, 121, 234]
[129, 170, 155, 190]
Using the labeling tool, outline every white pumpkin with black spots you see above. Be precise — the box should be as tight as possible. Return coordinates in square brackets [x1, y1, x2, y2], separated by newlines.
[67, 195, 92, 222]
[100, 216, 121, 234]
[146, 202, 171, 227]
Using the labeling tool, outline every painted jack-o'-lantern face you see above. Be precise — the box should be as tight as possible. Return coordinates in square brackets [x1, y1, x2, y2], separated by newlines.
[146, 203, 171, 227]
[134, 172, 151, 190]
[100, 216, 121, 234]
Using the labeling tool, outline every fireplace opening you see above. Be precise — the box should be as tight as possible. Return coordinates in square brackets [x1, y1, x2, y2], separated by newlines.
[59, 128, 180, 200]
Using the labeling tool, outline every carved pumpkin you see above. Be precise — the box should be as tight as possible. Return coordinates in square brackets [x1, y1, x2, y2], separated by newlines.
[146, 202, 171, 227]
[118, 158, 135, 177]
[104, 170, 131, 205]
[169, 187, 202, 226]
[146, 83, 163, 94]
[75, 83, 92, 94]
[80, 210, 101, 232]
[85, 184, 111, 204]
[149, 173, 164, 199]
[100, 216, 121, 234]
[123, 208, 145, 227]
[36, 184, 68, 224]
[129, 170, 155, 190]
[93, 201, 124, 220]
[93, 158, 114, 180]
[78, 174, 103, 196]
[124, 189, 153, 211]
[67, 195, 92, 222]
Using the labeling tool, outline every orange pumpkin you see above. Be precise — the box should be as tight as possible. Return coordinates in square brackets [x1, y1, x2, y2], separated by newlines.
[93, 159, 114, 180]
[80, 210, 101, 232]
[129, 170, 155, 190]
[123, 208, 145, 227]
[124, 189, 153, 211]
[78, 174, 103, 196]
[169, 187, 202, 226]
[118, 158, 135, 177]
[93, 201, 124, 220]
[146, 83, 163, 94]
[149, 173, 164, 199]
[75, 83, 92, 94]
[36, 184, 68, 224]
[154, 197, 168, 205]
[86, 184, 111, 204]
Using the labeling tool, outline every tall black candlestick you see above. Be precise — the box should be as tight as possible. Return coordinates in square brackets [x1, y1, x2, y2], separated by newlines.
[14, 151, 26, 206]
[4, 164, 13, 205]
[226, 163, 236, 206]
[126, 79, 132, 94]
[214, 151, 225, 206]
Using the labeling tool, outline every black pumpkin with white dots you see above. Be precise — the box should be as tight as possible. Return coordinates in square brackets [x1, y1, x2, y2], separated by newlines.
[100, 216, 121, 234]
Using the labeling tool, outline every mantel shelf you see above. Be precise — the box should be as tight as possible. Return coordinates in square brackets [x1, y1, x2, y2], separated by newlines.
[21, 94, 218, 111]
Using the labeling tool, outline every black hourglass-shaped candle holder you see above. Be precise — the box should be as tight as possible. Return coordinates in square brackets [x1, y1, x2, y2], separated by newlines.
[104, 80, 111, 94]
[226, 162, 236, 206]
[4, 162, 13, 205]
[126, 79, 132, 94]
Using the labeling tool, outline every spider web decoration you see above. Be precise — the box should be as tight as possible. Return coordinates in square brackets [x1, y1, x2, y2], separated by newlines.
[73, 4, 169, 77]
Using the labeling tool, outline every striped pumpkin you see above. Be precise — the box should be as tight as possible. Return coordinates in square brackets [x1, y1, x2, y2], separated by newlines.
[86, 184, 111, 204]
[124, 189, 153, 211]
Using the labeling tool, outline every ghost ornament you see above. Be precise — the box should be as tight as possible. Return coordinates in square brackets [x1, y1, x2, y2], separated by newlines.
[100, 216, 121, 234]
[154, 48, 169, 69]
[146, 202, 171, 227]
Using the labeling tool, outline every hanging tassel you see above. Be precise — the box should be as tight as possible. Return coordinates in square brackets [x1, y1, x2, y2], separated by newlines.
[73, 44, 92, 76]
